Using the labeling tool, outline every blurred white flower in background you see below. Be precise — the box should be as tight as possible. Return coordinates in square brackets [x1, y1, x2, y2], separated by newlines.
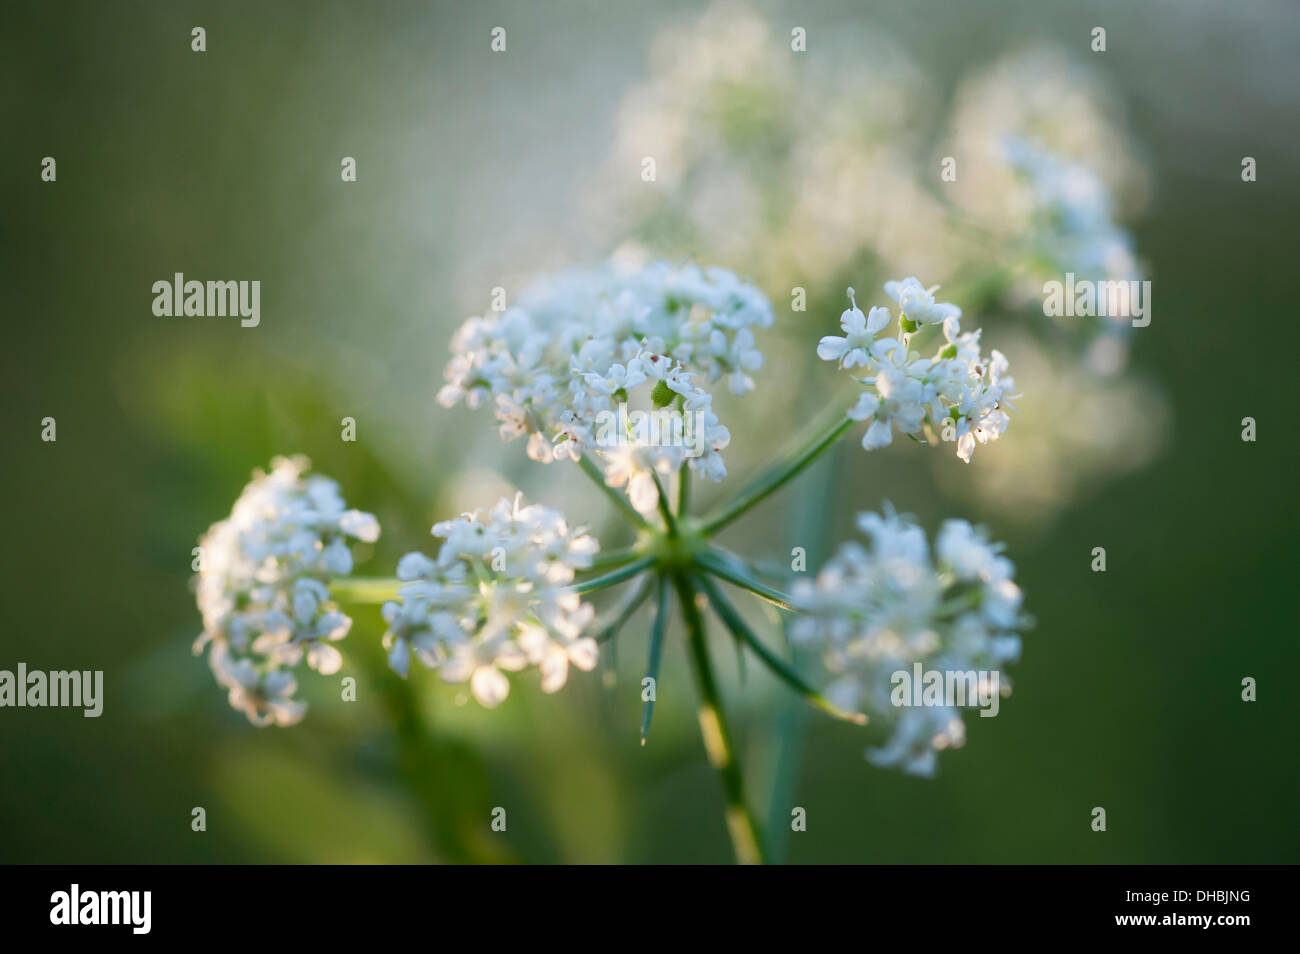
[944, 44, 1150, 230]
[943, 45, 1152, 374]
[589, 0, 946, 284]
[193, 456, 380, 725]
[935, 332, 1168, 527]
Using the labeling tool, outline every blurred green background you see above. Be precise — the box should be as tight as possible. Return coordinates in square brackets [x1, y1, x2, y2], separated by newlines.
[2, 0, 1297, 863]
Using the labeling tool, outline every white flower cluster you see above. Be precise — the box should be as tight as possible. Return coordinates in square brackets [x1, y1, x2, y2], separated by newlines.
[818, 280, 1017, 462]
[591, 1, 948, 284]
[790, 508, 1024, 776]
[438, 261, 773, 513]
[193, 456, 380, 726]
[381, 494, 600, 708]
[1002, 136, 1141, 290]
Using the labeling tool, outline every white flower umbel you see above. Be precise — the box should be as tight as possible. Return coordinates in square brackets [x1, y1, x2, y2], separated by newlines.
[187, 257, 1038, 861]
[790, 507, 1024, 776]
[820, 283, 1018, 462]
[381, 494, 600, 708]
[438, 261, 771, 514]
[193, 456, 380, 725]
[1002, 137, 1141, 292]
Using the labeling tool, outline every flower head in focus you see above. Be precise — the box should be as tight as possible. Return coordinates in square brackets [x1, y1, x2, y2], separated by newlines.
[193, 456, 380, 725]
[381, 494, 600, 707]
[883, 278, 962, 328]
[438, 261, 772, 514]
[790, 507, 1026, 776]
[820, 281, 1018, 462]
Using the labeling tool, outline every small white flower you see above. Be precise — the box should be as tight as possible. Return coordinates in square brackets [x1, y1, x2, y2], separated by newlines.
[883, 277, 961, 326]
[818, 290, 890, 369]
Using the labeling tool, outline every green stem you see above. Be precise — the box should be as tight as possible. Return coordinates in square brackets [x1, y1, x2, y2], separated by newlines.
[672, 573, 765, 865]
[696, 574, 866, 726]
[572, 555, 655, 595]
[700, 412, 854, 535]
[330, 577, 402, 604]
[677, 464, 691, 518]
[578, 454, 651, 530]
[640, 575, 670, 744]
[652, 471, 678, 537]
[697, 551, 795, 612]
[585, 545, 646, 573]
[594, 573, 654, 644]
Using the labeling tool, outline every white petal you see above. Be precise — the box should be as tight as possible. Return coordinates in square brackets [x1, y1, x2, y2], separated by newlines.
[339, 510, 380, 543]
[847, 392, 880, 421]
[388, 638, 411, 677]
[307, 642, 343, 675]
[440, 652, 474, 684]
[862, 418, 894, 450]
[568, 637, 599, 672]
[538, 650, 569, 694]
[629, 472, 659, 515]
[269, 699, 307, 727]
[817, 336, 849, 361]
[322, 538, 353, 575]
[471, 667, 510, 708]
[865, 306, 891, 335]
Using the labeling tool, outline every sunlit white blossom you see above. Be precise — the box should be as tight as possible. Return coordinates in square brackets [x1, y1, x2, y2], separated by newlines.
[193, 456, 379, 725]
[439, 261, 772, 512]
[791, 507, 1025, 776]
[822, 282, 1018, 461]
[883, 278, 962, 327]
[381, 494, 600, 707]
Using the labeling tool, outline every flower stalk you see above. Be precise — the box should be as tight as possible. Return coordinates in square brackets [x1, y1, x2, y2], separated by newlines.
[673, 572, 765, 865]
